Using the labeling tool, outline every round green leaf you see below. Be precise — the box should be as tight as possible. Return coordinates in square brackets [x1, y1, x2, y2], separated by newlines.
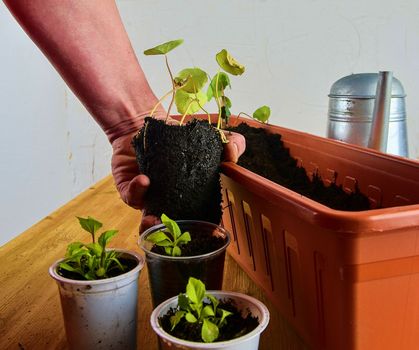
[216, 49, 245, 76]
[176, 68, 208, 93]
[253, 105, 271, 123]
[144, 39, 184, 55]
[175, 90, 207, 115]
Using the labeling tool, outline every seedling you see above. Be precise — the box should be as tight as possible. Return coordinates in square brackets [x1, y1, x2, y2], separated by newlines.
[58, 216, 125, 280]
[145, 214, 191, 257]
[143, 39, 270, 128]
[169, 277, 233, 343]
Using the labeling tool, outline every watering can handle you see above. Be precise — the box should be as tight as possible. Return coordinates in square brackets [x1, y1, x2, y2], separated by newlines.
[368, 71, 393, 152]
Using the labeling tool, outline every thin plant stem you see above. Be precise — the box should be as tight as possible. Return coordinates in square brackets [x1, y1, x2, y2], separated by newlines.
[150, 89, 174, 118]
[179, 100, 194, 125]
[165, 55, 176, 122]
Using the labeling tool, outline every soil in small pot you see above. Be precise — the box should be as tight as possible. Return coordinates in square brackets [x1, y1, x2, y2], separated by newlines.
[227, 123, 370, 211]
[57, 257, 138, 280]
[147, 229, 228, 307]
[132, 117, 224, 224]
[159, 298, 259, 342]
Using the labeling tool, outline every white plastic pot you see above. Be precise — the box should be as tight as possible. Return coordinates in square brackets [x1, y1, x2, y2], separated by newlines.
[49, 249, 144, 350]
[150, 291, 270, 350]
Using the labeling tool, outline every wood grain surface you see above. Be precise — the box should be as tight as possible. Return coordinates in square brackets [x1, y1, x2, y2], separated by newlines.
[0, 175, 306, 350]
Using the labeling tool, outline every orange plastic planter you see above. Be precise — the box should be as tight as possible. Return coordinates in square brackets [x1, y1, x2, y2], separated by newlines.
[221, 117, 419, 350]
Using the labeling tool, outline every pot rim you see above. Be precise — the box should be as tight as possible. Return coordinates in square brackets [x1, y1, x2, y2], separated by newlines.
[48, 248, 144, 286]
[150, 290, 270, 348]
[139, 220, 230, 261]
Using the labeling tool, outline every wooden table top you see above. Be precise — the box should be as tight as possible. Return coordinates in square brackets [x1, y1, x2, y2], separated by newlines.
[0, 175, 306, 350]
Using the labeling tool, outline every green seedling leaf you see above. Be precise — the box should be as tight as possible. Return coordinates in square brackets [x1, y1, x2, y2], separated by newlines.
[98, 230, 118, 249]
[185, 312, 198, 323]
[253, 105, 271, 123]
[77, 216, 103, 237]
[170, 310, 186, 331]
[96, 267, 106, 277]
[164, 246, 173, 256]
[186, 277, 206, 305]
[202, 318, 219, 343]
[218, 308, 233, 326]
[161, 214, 181, 240]
[221, 95, 232, 108]
[178, 293, 190, 310]
[66, 242, 84, 256]
[172, 246, 181, 257]
[202, 305, 215, 318]
[146, 231, 172, 244]
[207, 72, 231, 100]
[216, 49, 245, 76]
[143, 39, 184, 55]
[221, 105, 231, 123]
[175, 90, 207, 115]
[59, 262, 82, 273]
[176, 68, 208, 93]
[176, 232, 191, 245]
[85, 242, 102, 257]
[206, 294, 219, 311]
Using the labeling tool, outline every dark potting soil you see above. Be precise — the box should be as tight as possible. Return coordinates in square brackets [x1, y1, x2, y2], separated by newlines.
[132, 117, 224, 224]
[159, 298, 259, 342]
[57, 256, 138, 280]
[227, 123, 371, 211]
[150, 228, 226, 257]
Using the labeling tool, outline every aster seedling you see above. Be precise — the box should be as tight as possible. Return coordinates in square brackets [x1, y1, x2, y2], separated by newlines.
[58, 216, 125, 280]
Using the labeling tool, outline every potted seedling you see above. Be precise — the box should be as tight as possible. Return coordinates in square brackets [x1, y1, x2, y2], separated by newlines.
[150, 277, 270, 350]
[49, 216, 144, 350]
[132, 39, 268, 225]
[139, 214, 230, 307]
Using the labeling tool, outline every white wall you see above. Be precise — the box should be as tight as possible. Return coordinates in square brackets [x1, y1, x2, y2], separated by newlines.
[1, 0, 419, 246]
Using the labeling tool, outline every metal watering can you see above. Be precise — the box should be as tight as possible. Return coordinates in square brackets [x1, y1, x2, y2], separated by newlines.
[327, 72, 408, 157]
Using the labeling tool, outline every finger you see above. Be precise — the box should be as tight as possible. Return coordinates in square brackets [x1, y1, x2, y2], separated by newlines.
[123, 174, 150, 209]
[223, 131, 246, 163]
[139, 214, 161, 234]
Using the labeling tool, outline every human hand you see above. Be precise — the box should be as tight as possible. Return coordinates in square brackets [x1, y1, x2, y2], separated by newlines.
[111, 120, 246, 233]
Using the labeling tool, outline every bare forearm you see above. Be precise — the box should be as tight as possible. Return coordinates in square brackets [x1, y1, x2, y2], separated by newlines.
[4, 0, 159, 141]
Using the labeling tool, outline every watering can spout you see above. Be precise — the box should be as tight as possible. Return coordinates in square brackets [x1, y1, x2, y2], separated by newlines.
[367, 71, 393, 153]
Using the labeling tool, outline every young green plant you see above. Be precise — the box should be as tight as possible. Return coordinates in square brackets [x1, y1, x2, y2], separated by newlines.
[169, 277, 233, 343]
[145, 214, 191, 257]
[58, 216, 125, 280]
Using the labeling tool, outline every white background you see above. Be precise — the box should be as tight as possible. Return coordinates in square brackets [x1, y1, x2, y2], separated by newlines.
[1, 0, 418, 246]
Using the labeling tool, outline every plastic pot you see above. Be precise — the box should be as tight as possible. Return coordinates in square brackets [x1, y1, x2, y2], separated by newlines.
[139, 220, 230, 308]
[150, 291, 270, 350]
[49, 249, 144, 350]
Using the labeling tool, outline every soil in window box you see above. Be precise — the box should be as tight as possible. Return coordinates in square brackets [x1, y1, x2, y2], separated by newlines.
[227, 123, 370, 211]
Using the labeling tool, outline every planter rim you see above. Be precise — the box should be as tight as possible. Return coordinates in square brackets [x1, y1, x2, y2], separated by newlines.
[49, 248, 144, 286]
[139, 220, 230, 260]
[150, 290, 270, 348]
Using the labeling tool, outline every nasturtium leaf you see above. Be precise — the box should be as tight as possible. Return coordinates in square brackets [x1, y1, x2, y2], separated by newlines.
[161, 214, 181, 240]
[174, 90, 207, 115]
[176, 68, 208, 93]
[221, 95, 232, 108]
[98, 230, 118, 249]
[143, 39, 184, 55]
[202, 318, 219, 343]
[216, 49, 245, 76]
[77, 216, 103, 235]
[186, 277, 206, 305]
[253, 105, 271, 123]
